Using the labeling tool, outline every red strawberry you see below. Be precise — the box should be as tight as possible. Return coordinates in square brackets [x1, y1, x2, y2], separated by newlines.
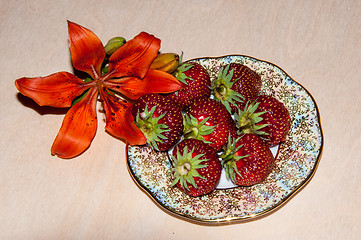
[132, 93, 183, 151]
[221, 134, 275, 186]
[171, 139, 222, 197]
[235, 95, 291, 147]
[212, 63, 262, 113]
[183, 98, 236, 152]
[167, 62, 211, 109]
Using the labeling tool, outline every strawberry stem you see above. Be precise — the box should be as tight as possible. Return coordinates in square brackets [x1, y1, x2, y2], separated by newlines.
[178, 162, 192, 175]
[171, 145, 207, 190]
[184, 127, 199, 139]
[238, 114, 253, 132]
[211, 64, 244, 113]
[134, 105, 169, 151]
[216, 85, 227, 96]
[183, 114, 215, 144]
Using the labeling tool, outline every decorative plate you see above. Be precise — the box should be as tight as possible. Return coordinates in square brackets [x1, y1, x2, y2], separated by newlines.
[126, 55, 323, 224]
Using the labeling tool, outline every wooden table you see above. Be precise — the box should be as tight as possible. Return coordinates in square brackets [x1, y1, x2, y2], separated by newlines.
[1, 0, 360, 239]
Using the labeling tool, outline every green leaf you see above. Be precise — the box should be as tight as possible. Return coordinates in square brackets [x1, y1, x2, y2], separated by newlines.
[71, 88, 90, 106]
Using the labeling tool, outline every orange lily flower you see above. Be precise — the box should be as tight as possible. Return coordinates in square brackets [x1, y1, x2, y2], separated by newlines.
[15, 21, 182, 159]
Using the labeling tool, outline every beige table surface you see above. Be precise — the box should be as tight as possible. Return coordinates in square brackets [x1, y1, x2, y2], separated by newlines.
[1, 0, 360, 239]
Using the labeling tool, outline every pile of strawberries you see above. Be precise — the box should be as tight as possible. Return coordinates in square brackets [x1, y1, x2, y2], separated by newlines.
[132, 57, 291, 197]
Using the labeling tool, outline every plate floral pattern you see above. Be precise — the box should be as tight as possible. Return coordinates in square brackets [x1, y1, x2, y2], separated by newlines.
[126, 55, 323, 224]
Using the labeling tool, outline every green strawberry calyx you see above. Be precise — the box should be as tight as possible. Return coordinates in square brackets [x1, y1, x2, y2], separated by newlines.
[234, 100, 270, 138]
[183, 114, 215, 144]
[171, 145, 207, 190]
[174, 62, 194, 85]
[220, 134, 249, 183]
[135, 105, 169, 151]
[212, 64, 244, 113]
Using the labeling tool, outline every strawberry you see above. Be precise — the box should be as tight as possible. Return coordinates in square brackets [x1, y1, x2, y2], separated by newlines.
[167, 62, 211, 109]
[212, 63, 262, 113]
[221, 134, 275, 186]
[171, 139, 222, 197]
[235, 95, 291, 147]
[132, 93, 183, 151]
[183, 98, 236, 152]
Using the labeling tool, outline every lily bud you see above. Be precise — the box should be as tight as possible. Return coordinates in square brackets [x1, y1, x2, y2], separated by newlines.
[150, 53, 180, 74]
[104, 37, 126, 55]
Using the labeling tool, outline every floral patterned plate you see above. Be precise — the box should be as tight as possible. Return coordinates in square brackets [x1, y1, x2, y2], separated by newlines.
[126, 55, 323, 225]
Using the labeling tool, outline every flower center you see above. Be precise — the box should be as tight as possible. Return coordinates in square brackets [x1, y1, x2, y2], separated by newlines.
[96, 79, 108, 101]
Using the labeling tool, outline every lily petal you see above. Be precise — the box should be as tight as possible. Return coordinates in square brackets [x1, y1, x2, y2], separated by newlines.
[107, 32, 160, 79]
[102, 91, 146, 145]
[68, 21, 105, 79]
[15, 71, 91, 108]
[105, 69, 182, 100]
[51, 88, 98, 159]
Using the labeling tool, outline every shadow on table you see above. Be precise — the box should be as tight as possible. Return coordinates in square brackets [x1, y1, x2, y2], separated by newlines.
[16, 93, 69, 115]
